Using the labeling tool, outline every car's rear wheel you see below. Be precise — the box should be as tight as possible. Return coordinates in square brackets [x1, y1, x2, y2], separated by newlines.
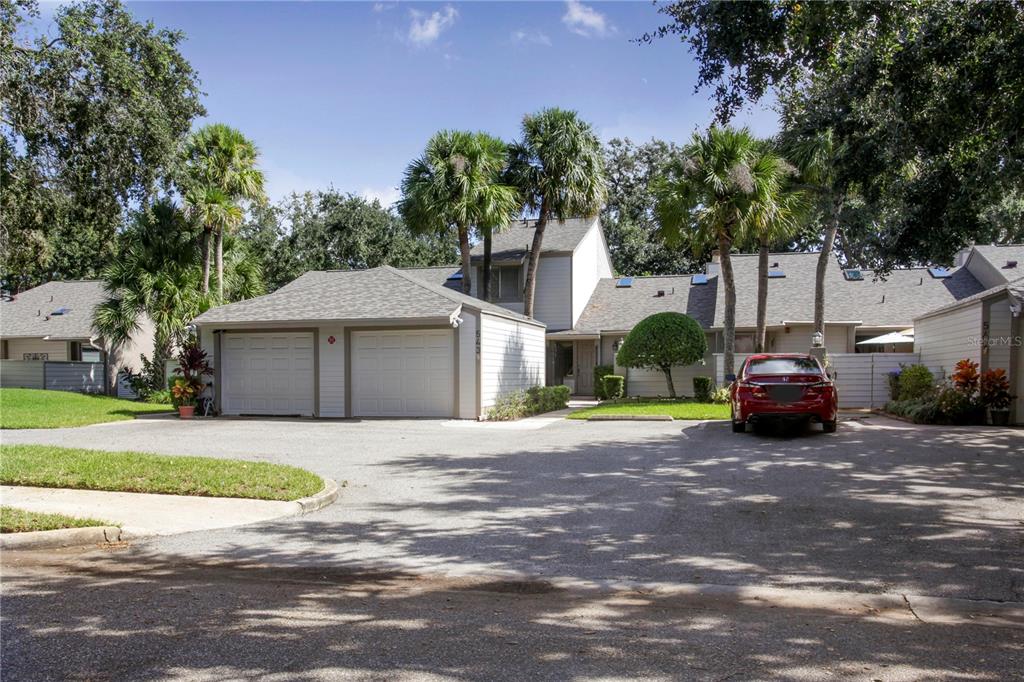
[732, 420, 746, 433]
[822, 419, 837, 433]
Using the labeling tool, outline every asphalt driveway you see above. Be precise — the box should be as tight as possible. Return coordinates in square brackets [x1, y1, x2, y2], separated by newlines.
[4, 414, 1022, 602]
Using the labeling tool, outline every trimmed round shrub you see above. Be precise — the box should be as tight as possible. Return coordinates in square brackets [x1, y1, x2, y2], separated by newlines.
[898, 364, 935, 401]
[616, 312, 707, 398]
[603, 375, 625, 399]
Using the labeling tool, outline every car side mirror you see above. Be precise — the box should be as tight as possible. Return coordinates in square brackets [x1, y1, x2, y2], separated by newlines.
[725, 373, 736, 383]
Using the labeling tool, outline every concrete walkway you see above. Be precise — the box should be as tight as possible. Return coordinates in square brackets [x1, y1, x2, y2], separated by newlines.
[1, 486, 299, 538]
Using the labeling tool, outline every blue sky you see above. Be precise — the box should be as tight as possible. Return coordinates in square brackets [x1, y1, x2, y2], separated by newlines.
[54, 1, 780, 204]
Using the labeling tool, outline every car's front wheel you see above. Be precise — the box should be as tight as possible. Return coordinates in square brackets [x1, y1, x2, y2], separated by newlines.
[822, 419, 837, 433]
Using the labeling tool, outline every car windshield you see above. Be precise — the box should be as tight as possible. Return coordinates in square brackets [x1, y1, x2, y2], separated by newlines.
[745, 358, 822, 375]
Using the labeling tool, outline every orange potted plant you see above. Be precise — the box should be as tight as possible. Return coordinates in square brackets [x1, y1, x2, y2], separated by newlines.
[980, 368, 1014, 426]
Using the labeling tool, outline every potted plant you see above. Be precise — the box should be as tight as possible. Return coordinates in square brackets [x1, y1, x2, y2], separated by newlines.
[172, 340, 212, 420]
[980, 368, 1014, 426]
[951, 359, 985, 425]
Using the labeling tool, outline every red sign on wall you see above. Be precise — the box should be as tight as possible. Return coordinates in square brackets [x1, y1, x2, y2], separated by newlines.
[327, 335, 336, 345]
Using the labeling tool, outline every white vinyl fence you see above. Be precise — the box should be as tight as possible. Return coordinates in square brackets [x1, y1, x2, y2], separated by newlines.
[714, 352, 937, 409]
[0, 360, 106, 394]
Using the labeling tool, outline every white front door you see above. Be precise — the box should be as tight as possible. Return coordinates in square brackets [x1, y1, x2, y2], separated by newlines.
[221, 332, 315, 416]
[351, 329, 453, 417]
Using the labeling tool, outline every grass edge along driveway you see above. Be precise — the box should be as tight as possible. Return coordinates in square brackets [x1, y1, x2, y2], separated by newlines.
[568, 399, 730, 420]
[0, 445, 324, 502]
[0, 388, 172, 429]
[0, 506, 111, 534]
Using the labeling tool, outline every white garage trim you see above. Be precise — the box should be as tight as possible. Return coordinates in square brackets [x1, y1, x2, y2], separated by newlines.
[217, 328, 318, 417]
[345, 326, 457, 418]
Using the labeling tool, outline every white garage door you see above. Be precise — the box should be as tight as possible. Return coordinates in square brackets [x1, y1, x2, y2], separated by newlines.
[221, 332, 315, 416]
[352, 329, 453, 417]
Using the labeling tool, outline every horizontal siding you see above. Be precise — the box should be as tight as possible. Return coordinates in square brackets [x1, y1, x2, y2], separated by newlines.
[986, 298, 1013, 373]
[533, 256, 571, 330]
[458, 310, 478, 418]
[828, 353, 936, 408]
[770, 324, 850, 353]
[4, 338, 68, 361]
[916, 302, 982, 380]
[44, 361, 105, 393]
[571, 223, 610, 326]
[319, 326, 344, 417]
[627, 361, 714, 398]
[479, 314, 546, 411]
[0, 360, 44, 388]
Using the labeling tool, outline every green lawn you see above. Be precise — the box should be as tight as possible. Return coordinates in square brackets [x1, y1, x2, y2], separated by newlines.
[0, 445, 324, 502]
[0, 388, 173, 429]
[567, 399, 731, 420]
[1, 506, 111, 534]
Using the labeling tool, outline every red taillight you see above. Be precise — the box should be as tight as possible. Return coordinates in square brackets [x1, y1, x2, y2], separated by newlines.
[804, 382, 832, 398]
[739, 381, 768, 398]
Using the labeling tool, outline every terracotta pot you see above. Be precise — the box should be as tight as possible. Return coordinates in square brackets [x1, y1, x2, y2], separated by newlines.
[990, 409, 1010, 426]
[178, 405, 195, 420]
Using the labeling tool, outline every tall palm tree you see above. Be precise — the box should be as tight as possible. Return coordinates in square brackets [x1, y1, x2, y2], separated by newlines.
[747, 149, 808, 352]
[781, 128, 847, 340]
[399, 131, 520, 296]
[653, 126, 764, 379]
[506, 108, 605, 318]
[183, 124, 266, 300]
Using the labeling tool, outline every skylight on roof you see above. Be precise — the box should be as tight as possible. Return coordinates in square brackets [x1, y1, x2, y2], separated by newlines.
[767, 270, 786, 279]
[844, 269, 863, 281]
[446, 271, 463, 280]
[691, 274, 708, 285]
[51, 307, 69, 315]
[616, 277, 634, 288]
[928, 267, 952, 279]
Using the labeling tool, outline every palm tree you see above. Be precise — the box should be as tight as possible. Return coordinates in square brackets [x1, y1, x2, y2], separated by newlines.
[399, 131, 520, 296]
[506, 108, 605, 318]
[780, 128, 847, 340]
[746, 149, 808, 352]
[653, 126, 764, 379]
[183, 124, 266, 300]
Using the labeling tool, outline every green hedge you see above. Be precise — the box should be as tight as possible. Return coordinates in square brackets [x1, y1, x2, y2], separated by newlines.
[487, 385, 570, 421]
[693, 376, 713, 402]
[603, 375, 625, 399]
[898, 365, 935, 401]
[593, 364, 614, 400]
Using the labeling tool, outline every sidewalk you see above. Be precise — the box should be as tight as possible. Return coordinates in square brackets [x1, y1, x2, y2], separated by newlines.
[2, 485, 303, 538]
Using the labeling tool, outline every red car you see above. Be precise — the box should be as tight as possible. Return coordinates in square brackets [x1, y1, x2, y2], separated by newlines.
[728, 354, 838, 433]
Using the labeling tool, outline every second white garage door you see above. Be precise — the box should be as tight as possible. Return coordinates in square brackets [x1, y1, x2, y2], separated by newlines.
[351, 329, 454, 417]
[221, 332, 315, 416]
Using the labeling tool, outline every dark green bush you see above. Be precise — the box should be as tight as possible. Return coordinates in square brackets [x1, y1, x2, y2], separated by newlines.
[603, 375, 625, 399]
[616, 312, 707, 398]
[488, 385, 570, 421]
[693, 376, 713, 402]
[898, 365, 935, 401]
[593, 364, 614, 400]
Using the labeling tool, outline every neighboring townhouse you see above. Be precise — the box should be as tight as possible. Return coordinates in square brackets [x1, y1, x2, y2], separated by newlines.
[915, 244, 1024, 424]
[0, 280, 156, 392]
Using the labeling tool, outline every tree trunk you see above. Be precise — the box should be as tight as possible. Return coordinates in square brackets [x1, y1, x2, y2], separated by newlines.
[201, 228, 212, 295]
[755, 239, 769, 353]
[814, 196, 844, 338]
[215, 229, 225, 301]
[522, 204, 548, 318]
[719, 234, 737, 379]
[662, 366, 677, 398]
[482, 228, 493, 302]
[458, 223, 472, 295]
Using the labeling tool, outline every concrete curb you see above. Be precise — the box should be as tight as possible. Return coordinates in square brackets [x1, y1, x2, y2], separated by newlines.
[294, 478, 340, 515]
[587, 414, 673, 422]
[0, 525, 123, 551]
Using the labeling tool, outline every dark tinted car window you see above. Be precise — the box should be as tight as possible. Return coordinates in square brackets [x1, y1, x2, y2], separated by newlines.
[745, 358, 822, 375]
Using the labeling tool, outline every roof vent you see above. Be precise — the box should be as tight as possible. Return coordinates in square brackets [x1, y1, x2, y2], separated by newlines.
[928, 267, 952, 279]
[51, 307, 69, 316]
[656, 290, 665, 297]
[691, 274, 708, 285]
[771, 261, 780, 268]
[1006, 260, 1019, 269]
[767, 269, 786, 279]
[616, 277, 634, 288]
[843, 269, 863, 281]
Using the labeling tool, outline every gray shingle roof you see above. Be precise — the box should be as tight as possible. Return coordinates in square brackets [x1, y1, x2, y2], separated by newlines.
[712, 252, 984, 328]
[194, 266, 542, 327]
[470, 217, 596, 262]
[916, 274, 1024, 321]
[399, 266, 463, 292]
[0, 281, 107, 340]
[970, 244, 1024, 283]
[574, 275, 717, 333]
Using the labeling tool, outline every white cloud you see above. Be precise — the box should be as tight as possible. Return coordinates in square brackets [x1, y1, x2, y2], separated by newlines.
[562, 0, 615, 39]
[510, 28, 552, 46]
[372, 2, 396, 12]
[408, 5, 458, 46]
[360, 186, 401, 209]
